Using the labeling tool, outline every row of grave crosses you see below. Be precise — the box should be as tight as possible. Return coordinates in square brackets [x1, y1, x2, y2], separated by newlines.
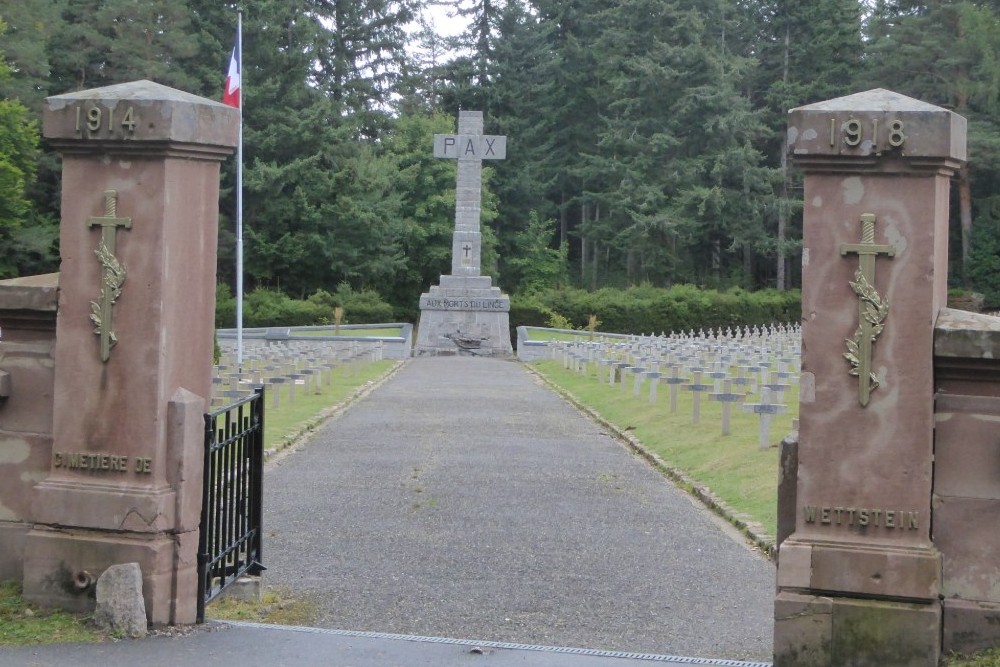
[633, 323, 800, 342]
[547, 327, 800, 450]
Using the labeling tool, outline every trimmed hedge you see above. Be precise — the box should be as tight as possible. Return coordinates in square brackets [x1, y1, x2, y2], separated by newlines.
[215, 284, 395, 328]
[216, 283, 801, 336]
[511, 285, 801, 335]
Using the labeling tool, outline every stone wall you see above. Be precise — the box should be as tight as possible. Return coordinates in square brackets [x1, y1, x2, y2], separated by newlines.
[0, 274, 58, 580]
[933, 308, 1000, 655]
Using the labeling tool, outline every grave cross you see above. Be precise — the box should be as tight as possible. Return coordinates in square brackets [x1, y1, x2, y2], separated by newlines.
[662, 365, 688, 414]
[684, 371, 714, 424]
[710, 379, 745, 436]
[760, 370, 792, 403]
[645, 370, 662, 404]
[433, 111, 507, 277]
[840, 213, 895, 406]
[88, 189, 132, 362]
[632, 362, 647, 397]
[742, 388, 788, 451]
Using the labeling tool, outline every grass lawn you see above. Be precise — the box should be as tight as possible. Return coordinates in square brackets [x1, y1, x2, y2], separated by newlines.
[201, 588, 319, 626]
[0, 581, 101, 645]
[945, 651, 1000, 667]
[530, 359, 793, 543]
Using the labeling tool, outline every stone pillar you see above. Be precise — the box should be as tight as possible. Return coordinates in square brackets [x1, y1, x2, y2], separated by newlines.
[22, 80, 237, 625]
[451, 111, 485, 277]
[775, 89, 965, 666]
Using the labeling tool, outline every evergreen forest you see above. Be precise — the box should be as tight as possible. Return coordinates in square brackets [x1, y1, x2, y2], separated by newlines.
[3, 0, 1000, 322]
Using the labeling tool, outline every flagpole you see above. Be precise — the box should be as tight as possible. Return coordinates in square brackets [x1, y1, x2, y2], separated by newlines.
[235, 10, 244, 371]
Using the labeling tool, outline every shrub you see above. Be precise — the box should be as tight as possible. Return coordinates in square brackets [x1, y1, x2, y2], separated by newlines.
[325, 283, 395, 324]
[509, 285, 800, 335]
[215, 283, 236, 329]
[217, 284, 397, 328]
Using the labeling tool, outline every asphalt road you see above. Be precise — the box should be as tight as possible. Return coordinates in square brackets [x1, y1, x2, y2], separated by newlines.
[260, 357, 775, 662]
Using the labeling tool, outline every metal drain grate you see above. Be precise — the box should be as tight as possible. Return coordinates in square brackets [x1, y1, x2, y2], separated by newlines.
[222, 621, 772, 666]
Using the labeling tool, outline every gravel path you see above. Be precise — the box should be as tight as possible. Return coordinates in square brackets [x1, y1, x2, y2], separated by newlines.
[262, 357, 775, 662]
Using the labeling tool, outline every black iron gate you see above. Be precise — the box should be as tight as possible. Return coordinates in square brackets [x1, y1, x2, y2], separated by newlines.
[197, 386, 266, 622]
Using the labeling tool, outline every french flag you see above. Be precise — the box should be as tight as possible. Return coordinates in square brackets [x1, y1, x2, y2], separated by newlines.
[223, 33, 240, 109]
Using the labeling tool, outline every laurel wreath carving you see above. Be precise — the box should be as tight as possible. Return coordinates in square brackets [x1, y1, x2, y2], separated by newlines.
[843, 267, 888, 392]
[90, 240, 126, 347]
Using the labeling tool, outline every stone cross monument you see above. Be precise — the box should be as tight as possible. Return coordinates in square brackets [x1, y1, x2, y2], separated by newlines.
[414, 110, 513, 356]
[775, 89, 966, 666]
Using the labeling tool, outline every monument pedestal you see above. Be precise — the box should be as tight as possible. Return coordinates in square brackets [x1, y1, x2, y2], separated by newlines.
[775, 591, 942, 666]
[415, 276, 512, 356]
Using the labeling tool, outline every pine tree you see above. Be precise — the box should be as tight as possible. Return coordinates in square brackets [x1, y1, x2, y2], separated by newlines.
[866, 1, 1000, 282]
[0, 21, 45, 278]
[309, 0, 416, 138]
[742, 0, 864, 289]
[531, 0, 608, 286]
[582, 0, 775, 287]
[47, 0, 204, 93]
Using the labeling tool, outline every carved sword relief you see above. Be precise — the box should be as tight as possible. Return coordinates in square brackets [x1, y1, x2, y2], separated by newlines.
[840, 213, 895, 406]
[88, 190, 132, 362]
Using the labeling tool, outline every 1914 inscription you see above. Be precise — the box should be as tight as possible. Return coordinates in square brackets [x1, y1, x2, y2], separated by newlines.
[74, 104, 138, 139]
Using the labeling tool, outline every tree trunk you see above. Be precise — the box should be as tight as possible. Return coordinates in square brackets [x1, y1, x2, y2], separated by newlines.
[712, 240, 721, 285]
[744, 245, 753, 289]
[560, 191, 568, 252]
[580, 202, 589, 286]
[960, 167, 973, 282]
[592, 204, 601, 291]
[777, 24, 791, 291]
[591, 240, 599, 291]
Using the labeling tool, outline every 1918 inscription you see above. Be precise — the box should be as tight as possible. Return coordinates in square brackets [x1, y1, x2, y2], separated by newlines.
[831, 117, 907, 150]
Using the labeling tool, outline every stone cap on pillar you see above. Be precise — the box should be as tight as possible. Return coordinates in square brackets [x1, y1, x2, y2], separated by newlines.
[43, 79, 238, 159]
[0, 273, 59, 313]
[788, 88, 966, 175]
[934, 308, 1000, 359]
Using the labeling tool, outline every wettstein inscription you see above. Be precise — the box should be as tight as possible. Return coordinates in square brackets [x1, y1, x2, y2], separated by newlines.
[803, 505, 918, 530]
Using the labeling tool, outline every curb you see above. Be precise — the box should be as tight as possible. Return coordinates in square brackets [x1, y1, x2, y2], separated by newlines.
[523, 362, 776, 561]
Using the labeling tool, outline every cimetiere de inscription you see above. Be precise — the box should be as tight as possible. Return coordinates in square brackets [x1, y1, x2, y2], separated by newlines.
[53, 451, 152, 474]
